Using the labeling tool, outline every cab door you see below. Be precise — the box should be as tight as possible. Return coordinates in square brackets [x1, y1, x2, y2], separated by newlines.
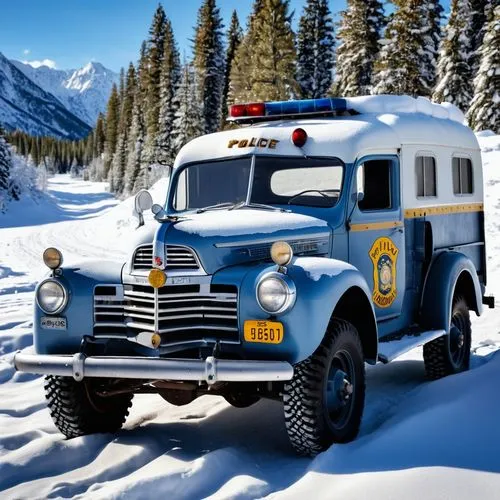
[347, 155, 405, 321]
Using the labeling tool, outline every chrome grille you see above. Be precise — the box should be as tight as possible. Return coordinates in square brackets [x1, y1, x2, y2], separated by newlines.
[132, 244, 200, 272]
[93, 285, 126, 336]
[93, 283, 239, 346]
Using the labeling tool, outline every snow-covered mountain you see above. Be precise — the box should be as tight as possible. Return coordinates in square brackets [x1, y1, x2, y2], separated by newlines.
[0, 52, 91, 140]
[12, 60, 118, 126]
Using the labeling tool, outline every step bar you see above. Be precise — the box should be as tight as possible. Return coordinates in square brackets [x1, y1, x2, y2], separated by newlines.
[12, 352, 294, 385]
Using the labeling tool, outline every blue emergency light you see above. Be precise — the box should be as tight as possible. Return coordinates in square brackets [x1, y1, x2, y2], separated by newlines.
[229, 97, 348, 122]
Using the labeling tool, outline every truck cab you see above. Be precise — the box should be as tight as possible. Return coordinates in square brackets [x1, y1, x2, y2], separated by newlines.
[14, 95, 492, 456]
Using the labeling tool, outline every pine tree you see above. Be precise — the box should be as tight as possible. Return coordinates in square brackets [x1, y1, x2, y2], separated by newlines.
[0, 130, 12, 206]
[373, 0, 435, 97]
[172, 63, 203, 156]
[220, 11, 243, 126]
[249, 0, 298, 101]
[157, 18, 181, 166]
[144, 4, 167, 164]
[333, 0, 385, 96]
[193, 0, 225, 134]
[229, 1, 264, 103]
[433, 0, 474, 112]
[422, 0, 444, 91]
[112, 63, 136, 194]
[104, 83, 120, 179]
[469, 0, 493, 73]
[467, 5, 500, 132]
[297, 0, 335, 99]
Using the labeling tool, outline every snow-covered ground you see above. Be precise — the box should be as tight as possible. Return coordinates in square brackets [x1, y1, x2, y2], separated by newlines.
[0, 135, 499, 499]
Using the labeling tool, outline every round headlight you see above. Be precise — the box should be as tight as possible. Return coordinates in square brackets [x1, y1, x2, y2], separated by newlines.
[43, 247, 63, 270]
[270, 241, 293, 267]
[36, 280, 67, 314]
[257, 273, 296, 314]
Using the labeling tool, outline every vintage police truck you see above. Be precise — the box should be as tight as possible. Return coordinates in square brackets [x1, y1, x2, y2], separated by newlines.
[13, 95, 493, 456]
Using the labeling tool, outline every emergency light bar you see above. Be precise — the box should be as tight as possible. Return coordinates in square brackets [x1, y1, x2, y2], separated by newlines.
[228, 97, 348, 123]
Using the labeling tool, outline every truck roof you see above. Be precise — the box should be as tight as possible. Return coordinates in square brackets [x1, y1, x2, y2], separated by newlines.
[174, 96, 480, 167]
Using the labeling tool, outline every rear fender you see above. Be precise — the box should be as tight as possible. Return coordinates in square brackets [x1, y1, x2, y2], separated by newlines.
[420, 251, 483, 332]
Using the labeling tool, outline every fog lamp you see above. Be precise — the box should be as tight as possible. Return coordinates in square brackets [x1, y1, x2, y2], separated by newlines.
[270, 241, 293, 267]
[43, 247, 63, 270]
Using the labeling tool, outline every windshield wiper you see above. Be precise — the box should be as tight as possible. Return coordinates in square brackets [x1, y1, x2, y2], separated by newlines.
[230, 201, 289, 212]
[196, 202, 235, 214]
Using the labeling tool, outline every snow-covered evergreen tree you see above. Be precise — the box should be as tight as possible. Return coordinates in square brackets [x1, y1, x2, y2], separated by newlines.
[433, 0, 474, 112]
[469, 0, 493, 73]
[103, 83, 120, 179]
[193, 0, 225, 134]
[422, 0, 444, 91]
[249, 0, 298, 101]
[112, 63, 136, 194]
[229, 1, 264, 103]
[144, 4, 167, 148]
[467, 5, 500, 132]
[333, 0, 385, 96]
[172, 64, 203, 156]
[127, 96, 147, 194]
[220, 11, 243, 126]
[372, 0, 435, 97]
[297, 0, 335, 99]
[156, 19, 181, 166]
[0, 130, 12, 211]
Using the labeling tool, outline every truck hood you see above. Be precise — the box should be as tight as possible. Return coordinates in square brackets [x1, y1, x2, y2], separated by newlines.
[127, 209, 331, 275]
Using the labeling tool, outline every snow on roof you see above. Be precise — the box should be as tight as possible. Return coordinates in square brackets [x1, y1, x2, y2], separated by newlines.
[175, 96, 479, 167]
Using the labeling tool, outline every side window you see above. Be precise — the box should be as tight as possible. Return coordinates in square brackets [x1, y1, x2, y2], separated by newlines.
[357, 159, 392, 211]
[415, 156, 436, 197]
[452, 157, 473, 194]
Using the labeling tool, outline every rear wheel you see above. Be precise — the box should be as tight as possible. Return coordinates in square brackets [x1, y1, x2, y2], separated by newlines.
[44, 376, 133, 438]
[423, 295, 471, 380]
[283, 318, 365, 456]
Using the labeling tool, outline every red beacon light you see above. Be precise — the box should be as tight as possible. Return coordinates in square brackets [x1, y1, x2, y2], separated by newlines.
[229, 102, 266, 119]
[291, 128, 308, 148]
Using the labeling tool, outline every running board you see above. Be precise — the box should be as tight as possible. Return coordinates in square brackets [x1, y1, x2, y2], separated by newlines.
[378, 329, 446, 364]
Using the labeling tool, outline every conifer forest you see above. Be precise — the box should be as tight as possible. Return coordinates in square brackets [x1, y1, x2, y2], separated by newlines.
[3, 0, 499, 199]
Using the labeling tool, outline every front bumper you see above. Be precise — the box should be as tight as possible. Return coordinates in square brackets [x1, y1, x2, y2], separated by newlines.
[12, 352, 294, 385]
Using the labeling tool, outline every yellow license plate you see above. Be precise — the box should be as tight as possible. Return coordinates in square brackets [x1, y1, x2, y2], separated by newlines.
[244, 320, 284, 344]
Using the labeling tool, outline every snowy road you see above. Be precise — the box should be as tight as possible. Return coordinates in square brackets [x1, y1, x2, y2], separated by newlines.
[1, 142, 500, 499]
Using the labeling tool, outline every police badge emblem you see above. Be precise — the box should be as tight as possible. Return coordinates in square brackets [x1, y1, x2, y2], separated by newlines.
[369, 237, 399, 308]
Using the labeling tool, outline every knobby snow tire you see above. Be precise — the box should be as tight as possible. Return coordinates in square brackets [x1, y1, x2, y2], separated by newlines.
[283, 318, 365, 456]
[44, 375, 133, 438]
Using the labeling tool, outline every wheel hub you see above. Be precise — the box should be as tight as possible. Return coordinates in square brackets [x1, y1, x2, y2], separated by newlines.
[326, 370, 352, 411]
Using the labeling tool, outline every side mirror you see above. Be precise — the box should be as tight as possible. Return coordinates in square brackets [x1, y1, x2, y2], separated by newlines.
[134, 190, 153, 228]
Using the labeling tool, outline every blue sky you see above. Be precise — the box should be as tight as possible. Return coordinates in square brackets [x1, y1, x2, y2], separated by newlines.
[1, 0, 452, 72]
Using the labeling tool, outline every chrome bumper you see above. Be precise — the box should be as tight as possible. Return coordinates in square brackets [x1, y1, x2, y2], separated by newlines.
[12, 352, 294, 385]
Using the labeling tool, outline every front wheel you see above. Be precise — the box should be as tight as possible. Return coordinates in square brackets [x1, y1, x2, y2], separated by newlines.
[283, 318, 365, 456]
[44, 376, 133, 438]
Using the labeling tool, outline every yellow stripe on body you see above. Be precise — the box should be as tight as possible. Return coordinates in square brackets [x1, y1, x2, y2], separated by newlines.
[404, 203, 483, 219]
[350, 203, 483, 232]
[350, 220, 404, 232]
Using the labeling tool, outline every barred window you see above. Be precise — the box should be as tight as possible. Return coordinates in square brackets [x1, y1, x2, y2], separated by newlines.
[452, 157, 473, 194]
[416, 156, 436, 197]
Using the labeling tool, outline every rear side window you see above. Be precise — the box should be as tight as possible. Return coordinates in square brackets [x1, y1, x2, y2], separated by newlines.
[452, 157, 473, 194]
[416, 156, 436, 197]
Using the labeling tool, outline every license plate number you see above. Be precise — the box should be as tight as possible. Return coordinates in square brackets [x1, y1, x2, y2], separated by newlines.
[244, 320, 283, 344]
[41, 317, 67, 330]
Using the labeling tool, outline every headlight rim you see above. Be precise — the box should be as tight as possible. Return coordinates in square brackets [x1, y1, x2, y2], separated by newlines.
[256, 271, 296, 315]
[36, 278, 68, 315]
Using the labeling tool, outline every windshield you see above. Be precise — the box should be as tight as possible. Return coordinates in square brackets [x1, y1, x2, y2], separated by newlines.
[172, 156, 344, 212]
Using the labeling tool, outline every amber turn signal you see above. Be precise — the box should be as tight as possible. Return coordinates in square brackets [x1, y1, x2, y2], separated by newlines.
[148, 269, 166, 289]
[43, 247, 63, 270]
[270, 241, 293, 267]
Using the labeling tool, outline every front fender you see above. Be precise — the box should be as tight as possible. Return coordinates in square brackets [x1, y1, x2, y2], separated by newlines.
[215, 257, 376, 364]
[34, 260, 124, 354]
[421, 251, 483, 332]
